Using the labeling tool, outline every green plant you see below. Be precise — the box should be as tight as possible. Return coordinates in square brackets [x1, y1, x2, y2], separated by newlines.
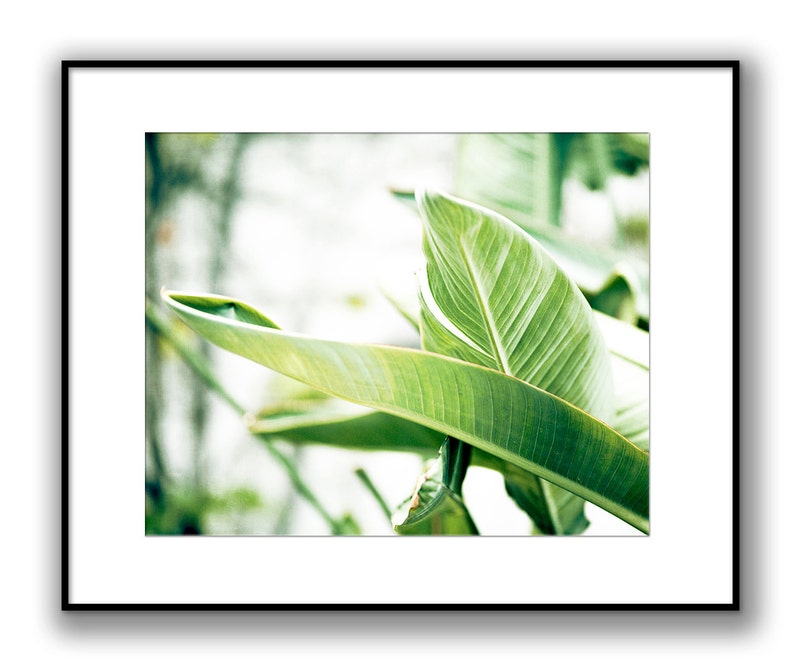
[162, 188, 649, 535]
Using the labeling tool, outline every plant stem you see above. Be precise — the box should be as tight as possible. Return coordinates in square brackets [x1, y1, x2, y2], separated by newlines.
[442, 436, 471, 497]
[354, 468, 393, 523]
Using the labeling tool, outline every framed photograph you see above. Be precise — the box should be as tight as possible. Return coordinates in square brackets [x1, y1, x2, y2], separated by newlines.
[63, 60, 738, 609]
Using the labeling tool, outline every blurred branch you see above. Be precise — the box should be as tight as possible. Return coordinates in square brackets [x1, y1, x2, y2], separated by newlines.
[146, 133, 254, 531]
[145, 134, 170, 518]
[192, 134, 252, 498]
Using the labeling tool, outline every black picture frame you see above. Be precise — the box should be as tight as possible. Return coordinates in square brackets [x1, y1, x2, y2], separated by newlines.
[62, 59, 739, 611]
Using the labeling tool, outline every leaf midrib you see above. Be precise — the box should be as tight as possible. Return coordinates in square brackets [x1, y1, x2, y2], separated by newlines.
[456, 223, 513, 376]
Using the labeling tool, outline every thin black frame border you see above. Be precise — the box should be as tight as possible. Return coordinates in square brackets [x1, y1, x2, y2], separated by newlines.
[62, 59, 740, 612]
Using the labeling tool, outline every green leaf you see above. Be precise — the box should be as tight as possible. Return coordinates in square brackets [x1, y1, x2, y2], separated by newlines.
[503, 466, 590, 536]
[386, 285, 649, 461]
[456, 133, 566, 228]
[379, 287, 650, 458]
[384, 277, 649, 432]
[416, 189, 618, 534]
[391, 185, 649, 329]
[246, 392, 583, 499]
[162, 290, 649, 533]
[611, 355, 650, 452]
[247, 398, 444, 458]
[393, 439, 479, 535]
[417, 189, 614, 421]
[589, 268, 641, 325]
[247, 396, 605, 502]
[379, 286, 420, 332]
[595, 311, 649, 452]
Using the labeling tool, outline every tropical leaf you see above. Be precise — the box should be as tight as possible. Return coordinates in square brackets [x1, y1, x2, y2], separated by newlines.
[524, 225, 650, 325]
[417, 189, 614, 421]
[391, 185, 649, 328]
[162, 290, 649, 533]
[250, 389, 620, 534]
[595, 311, 649, 452]
[246, 300, 648, 518]
[247, 398, 444, 458]
[611, 355, 650, 452]
[456, 133, 567, 228]
[393, 441, 479, 536]
[385, 276, 649, 427]
[246, 355, 647, 518]
[384, 283, 649, 458]
[416, 189, 619, 534]
[503, 466, 590, 536]
[589, 267, 641, 324]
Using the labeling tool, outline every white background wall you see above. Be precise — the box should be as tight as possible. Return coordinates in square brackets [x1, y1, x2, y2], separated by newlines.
[2, 2, 784, 664]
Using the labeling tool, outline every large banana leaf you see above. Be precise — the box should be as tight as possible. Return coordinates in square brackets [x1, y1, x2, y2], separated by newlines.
[247, 306, 649, 464]
[416, 189, 617, 534]
[162, 290, 649, 533]
[417, 189, 614, 421]
[247, 391, 643, 533]
[382, 286, 650, 453]
[245, 352, 648, 484]
[382, 280, 649, 457]
[392, 187, 650, 327]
